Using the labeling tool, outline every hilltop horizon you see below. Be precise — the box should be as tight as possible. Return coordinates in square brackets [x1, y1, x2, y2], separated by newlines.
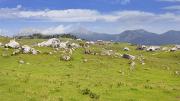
[8, 28, 180, 45]
[1, 26, 180, 37]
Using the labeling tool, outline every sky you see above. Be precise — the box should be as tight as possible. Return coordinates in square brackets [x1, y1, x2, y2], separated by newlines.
[0, 0, 180, 36]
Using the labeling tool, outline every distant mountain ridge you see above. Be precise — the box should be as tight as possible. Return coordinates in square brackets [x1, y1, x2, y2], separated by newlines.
[70, 29, 180, 45]
[14, 28, 180, 45]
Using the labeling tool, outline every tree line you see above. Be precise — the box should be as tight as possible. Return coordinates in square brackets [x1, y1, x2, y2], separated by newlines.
[15, 33, 78, 39]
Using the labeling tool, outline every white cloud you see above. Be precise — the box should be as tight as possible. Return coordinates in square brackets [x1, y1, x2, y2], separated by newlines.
[16, 4, 22, 9]
[120, 0, 131, 4]
[163, 5, 180, 10]
[18, 25, 75, 35]
[0, 8, 101, 22]
[1, 6, 180, 23]
[18, 28, 41, 35]
[41, 25, 72, 34]
[0, 28, 9, 36]
[99, 0, 131, 4]
[1, 5, 180, 34]
[158, 0, 180, 2]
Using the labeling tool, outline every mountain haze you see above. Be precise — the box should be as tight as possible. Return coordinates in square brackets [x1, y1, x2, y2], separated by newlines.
[14, 27, 180, 45]
[70, 29, 180, 45]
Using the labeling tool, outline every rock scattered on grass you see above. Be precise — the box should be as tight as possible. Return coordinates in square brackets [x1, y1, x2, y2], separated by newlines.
[123, 47, 130, 51]
[136, 45, 146, 50]
[130, 61, 136, 70]
[12, 49, 21, 55]
[19, 60, 25, 64]
[122, 54, 136, 60]
[83, 59, 88, 63]
[118, 70, 125, 75]
[5, 40, 20, 49]
[175, 71, 179, 75]
[101, 50, 114, 56]
[61, 55, 71, 61]
[170, 47, 177, 52]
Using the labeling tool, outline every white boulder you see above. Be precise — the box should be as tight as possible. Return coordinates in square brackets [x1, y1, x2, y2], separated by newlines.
[175, 45, 180, 50]
[122, 54, 136, 60]
[5, 40, 20, 48]
[59, 41, 68, 49]
[19, 60, 25, 64]
[162, 47, 169, 51]
[22, 45, 31, 53]
[31, 48, 38, 55]
[123, 47, 130, 51]
[147, 46, 160, 51]
[170, 47, 177, 52]
[136, 45, 146, 50]
[38, 38, 60, 47]
[22, 45, 38, 54]
[101, 50, 114, 56]
[61, 55, 71, 61]
[86, 41, 95, 45]
[70, 43, 80, 48]
[0, 42, 3, 46]
[76, 39, 82, 41]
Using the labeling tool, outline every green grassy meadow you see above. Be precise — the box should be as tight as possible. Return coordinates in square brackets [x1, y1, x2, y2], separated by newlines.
[0, 38, 180, 101]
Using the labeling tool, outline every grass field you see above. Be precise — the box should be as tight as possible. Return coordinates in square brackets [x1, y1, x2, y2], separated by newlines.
[0, 38, 180, 101]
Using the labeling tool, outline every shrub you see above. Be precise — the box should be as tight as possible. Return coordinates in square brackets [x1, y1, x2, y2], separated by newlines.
[89, 92, 100, 99]
[80, 88, 100, 100]
[81, 88, 91, 95]
[144, 85, 153, 89]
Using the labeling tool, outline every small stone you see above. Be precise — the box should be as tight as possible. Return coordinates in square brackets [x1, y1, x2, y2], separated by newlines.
[122, 54, 136, 60]
[142, 63, 145, 65]
[175, 71, 179, 75]
[49, 52, 53, 55]
[19, 60, 25, 64]
[83, 59, 88, 62]
[61, 55, 71, 61]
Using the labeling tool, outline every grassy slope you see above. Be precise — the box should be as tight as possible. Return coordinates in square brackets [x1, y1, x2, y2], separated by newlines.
[0, 38, 179, 101]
